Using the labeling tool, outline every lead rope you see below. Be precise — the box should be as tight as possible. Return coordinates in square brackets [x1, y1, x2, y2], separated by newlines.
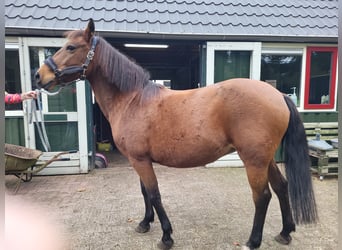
[29, 85, 67, 151]
[30, 88, 63, 152]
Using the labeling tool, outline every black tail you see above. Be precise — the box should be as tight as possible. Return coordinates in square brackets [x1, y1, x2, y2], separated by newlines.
[282, 95, 318, 224]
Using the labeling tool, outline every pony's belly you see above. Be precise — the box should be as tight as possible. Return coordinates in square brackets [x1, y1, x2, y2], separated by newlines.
[152, 144, 235, 168]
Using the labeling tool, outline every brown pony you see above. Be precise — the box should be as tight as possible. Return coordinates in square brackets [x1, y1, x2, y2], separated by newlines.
[36, 19, 317, 249]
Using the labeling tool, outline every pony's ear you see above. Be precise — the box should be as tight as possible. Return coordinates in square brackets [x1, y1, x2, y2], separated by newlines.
[84, 18, 95, 42]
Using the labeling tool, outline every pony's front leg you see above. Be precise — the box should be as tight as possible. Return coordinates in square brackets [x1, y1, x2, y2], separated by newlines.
[131, 159, 174, 250]
[135, 180, 155, 233]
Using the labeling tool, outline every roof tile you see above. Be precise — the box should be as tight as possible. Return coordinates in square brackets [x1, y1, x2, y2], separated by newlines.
[5, 0, 338, 41]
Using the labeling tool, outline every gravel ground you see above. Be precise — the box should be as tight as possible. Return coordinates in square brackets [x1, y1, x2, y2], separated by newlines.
[5, 152, 338, 250]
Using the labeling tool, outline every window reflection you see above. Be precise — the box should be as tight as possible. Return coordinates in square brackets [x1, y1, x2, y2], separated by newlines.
[261, 54, 302, 106]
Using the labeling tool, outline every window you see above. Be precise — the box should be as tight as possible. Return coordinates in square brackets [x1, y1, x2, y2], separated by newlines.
[5, 49, 23, 111]
[5, 47, 26, 145]
[206, 42, 261, 85]
[304, 47, 337, 109]
[214, 51, 251, 82]
[261, 53, 302, 106]
[5, 118, 25, 146]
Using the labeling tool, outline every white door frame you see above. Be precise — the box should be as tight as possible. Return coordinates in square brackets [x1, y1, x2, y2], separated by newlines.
[8, 36, 90, 174]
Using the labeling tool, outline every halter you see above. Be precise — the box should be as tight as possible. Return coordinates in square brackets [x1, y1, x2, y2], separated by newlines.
[43, 36, 98, 89]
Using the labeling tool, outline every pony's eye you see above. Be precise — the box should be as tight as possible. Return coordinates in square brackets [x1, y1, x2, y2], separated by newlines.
[66, 45, 76, 51]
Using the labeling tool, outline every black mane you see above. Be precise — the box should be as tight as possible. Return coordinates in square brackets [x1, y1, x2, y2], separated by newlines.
[95, 37, 164, 98]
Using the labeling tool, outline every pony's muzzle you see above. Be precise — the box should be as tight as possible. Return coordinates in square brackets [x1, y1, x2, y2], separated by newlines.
[34, 71, 52, 90]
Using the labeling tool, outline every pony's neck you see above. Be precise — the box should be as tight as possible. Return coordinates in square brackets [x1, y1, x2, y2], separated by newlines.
[88, 75, 137, 121]
[86, 38, 158, 120]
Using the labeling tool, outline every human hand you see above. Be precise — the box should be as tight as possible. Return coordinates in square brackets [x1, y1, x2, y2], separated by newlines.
[21, 90, 37, 100]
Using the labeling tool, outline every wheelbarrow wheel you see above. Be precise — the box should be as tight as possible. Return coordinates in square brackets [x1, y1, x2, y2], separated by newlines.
[13, 167, 33, 182]
[22, 173, 33, 182]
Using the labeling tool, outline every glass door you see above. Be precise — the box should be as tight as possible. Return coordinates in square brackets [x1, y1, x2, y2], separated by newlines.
[28, 46, 79, 152]
[19, 37, 92, 174]
[205, 42, 261, 167]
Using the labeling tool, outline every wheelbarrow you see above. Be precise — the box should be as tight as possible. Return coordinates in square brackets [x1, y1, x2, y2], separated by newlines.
[5, 143, 76, 193]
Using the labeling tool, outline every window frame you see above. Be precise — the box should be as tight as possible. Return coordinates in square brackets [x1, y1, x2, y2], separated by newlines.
[261, 46, 305, 109]
[304, 46, 338, 110]
[206, 42, 262, 85]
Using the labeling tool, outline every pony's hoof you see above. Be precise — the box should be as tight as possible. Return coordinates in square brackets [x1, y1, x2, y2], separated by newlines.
[274, 234, 292, 245]
[157, 238, 174, 250]
[135, 224, 150, 233]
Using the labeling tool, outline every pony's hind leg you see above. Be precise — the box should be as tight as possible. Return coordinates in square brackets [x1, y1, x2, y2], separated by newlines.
[245, 165, 272, 249]
[135, 180, 155, 233]
[131, 159, 174, 250]
[268, 160, 295, 245]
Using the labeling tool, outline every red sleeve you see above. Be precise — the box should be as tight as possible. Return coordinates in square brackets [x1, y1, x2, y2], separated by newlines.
[5, 93, 22, 104]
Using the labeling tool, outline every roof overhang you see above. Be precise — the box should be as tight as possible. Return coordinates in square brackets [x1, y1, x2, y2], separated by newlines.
[5, 27, 338, 44]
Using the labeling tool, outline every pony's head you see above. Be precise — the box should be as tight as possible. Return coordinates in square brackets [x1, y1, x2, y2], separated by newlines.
[36, 19, 97, 90]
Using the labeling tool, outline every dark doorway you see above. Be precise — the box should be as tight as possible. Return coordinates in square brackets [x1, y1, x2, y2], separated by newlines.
[108, 39, 201, 89]
[93, 39, 202, 150]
